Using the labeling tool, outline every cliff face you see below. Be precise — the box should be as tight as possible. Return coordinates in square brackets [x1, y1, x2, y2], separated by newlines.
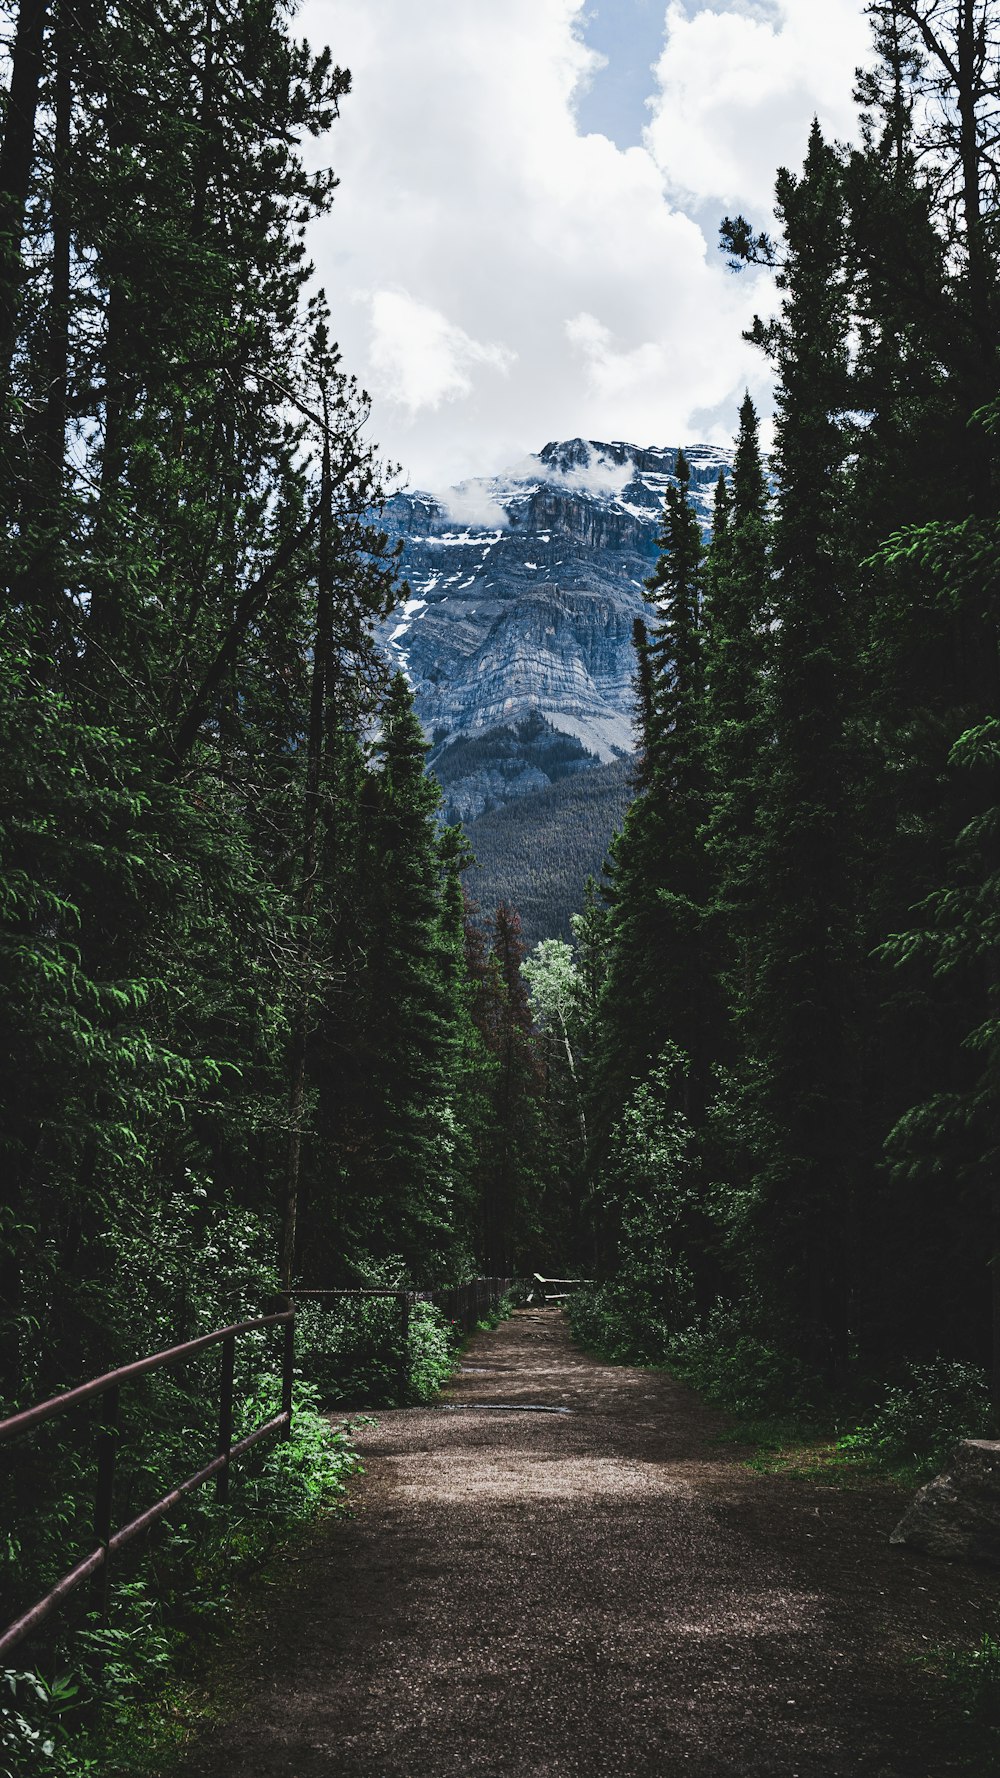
[380, 437, 730, 937]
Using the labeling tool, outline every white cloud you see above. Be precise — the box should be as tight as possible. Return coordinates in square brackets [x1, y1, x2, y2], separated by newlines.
[645, 0, 872, 214]
[369, 291, 516, 413]
[297, 0, 870, 492]
[440, 483, 511, 528]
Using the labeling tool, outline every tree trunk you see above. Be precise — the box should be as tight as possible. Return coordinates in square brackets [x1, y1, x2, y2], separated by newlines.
[281, 412, 332, 1290]
[0, 0, 49, 403]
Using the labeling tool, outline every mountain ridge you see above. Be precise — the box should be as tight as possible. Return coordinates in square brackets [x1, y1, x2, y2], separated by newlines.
[379, 437, 730, 939]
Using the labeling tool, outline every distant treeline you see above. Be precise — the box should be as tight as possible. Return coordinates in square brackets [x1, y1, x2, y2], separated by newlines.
[463, 759, 632, 946]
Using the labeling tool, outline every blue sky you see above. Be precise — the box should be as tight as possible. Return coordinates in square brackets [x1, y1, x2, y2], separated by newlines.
[576, 1, 671, 146]
[299, 0, 871, 493]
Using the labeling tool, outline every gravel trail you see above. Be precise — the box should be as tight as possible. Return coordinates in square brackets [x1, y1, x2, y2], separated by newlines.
[175, 1309, 996, 1777]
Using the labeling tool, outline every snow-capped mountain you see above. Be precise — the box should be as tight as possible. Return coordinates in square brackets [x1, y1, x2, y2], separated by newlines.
[380, 437, 731, 938]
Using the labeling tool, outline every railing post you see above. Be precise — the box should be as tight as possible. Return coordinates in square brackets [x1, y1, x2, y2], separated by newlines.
[215, 1333, 236, 1502]
[397, 1291, 410, 1404]
[281, 1315, 294, 1442]
[92, 1384, 119, 1620]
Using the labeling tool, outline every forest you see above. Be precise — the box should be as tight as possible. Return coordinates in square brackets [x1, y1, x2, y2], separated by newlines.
[582, 0, 1000, 1418]
[1, 0, 999, 1769]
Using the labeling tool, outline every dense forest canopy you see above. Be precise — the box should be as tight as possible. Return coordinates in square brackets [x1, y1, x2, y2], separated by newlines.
[0, 1, 571, 1742]
[2, 0, 1000, 1754]
[0, 0, 559, 1407]
[581, 0, 1000, 1409]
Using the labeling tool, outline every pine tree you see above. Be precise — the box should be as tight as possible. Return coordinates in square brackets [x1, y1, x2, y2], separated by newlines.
[473, 904, 542, 1273]
[741, 123, 867, 1364]
[0, 0, 402, 1382]
[594, 450, 715, 1143]
[703, 396, 771, 1031]
[354, 672, 461, 1280]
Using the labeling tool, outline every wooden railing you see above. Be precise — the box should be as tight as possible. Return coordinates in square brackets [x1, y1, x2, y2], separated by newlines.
[531, 1274, 594, 1305]
[0, 1310, 294, 1661]
[0, 1275, 518, 1660]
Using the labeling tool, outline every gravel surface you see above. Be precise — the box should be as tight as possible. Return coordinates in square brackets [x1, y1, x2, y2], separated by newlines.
[174, 1309, 998, 1777]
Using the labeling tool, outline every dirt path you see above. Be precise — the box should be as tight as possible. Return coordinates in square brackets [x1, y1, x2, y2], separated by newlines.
[175, 1309, 997, 1777]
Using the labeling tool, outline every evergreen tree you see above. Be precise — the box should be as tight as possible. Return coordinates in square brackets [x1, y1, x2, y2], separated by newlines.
[473, 904, 542, 1273]
[736, 123, 868, 1364]
[703, 395, 771, 1031]
[594, 450, 715, 1146]
[354, 672, 462, 1280]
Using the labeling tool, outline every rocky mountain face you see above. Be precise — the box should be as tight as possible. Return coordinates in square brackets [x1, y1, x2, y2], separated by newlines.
[380, 438, 730, 940]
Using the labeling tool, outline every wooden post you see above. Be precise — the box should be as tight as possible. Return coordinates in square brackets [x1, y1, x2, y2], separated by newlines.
[281, 1316, 294, 1442]
[92, 1385, 119, 1620]
[215, 1333, 236, 1502]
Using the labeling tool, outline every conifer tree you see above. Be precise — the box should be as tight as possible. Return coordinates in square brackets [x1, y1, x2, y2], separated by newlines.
[354, 672, 461, 1279]
[474, 905, 541, 1273]
[703, 396, 771, 1031]
[594, 450, 715, 1145]
[738, 123, 867, 1363]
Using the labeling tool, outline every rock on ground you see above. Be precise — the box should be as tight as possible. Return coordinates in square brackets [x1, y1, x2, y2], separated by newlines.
[891, 1439, 1000, 1567]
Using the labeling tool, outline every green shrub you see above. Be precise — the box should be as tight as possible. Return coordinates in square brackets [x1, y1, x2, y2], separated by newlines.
[569, 1289, 819, 1419]
[475, 1290, 518, 1332]
[0, 1383, 360, 1777]
[665, 1304, 819, 1417]
[568, 1281, 677, 1366]
[0, 1669, 92, 1778]
[293, 1298, 404, 1407]
[230, 1376, 363, 1517]
[406, 1302, 458, 1402]
[839, 1359, 992, 1474]
[294, 1296, 461, 1407]
[937, 1623, 1000, 1730]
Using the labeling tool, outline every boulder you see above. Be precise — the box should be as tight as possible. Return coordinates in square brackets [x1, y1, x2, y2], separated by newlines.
[890, 1439, 1000, 1566]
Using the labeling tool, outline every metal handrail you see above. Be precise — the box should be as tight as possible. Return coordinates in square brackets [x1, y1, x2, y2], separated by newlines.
[0, 1314, 290, 1444]
[1, 1278, 519, 1660]
[0, 1310, 295, 1661]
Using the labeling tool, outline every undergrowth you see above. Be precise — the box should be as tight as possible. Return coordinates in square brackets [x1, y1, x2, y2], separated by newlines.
[568, 1287, 993, 1484]
[474, 1290, 518, 1333]
[0, 1383, 362, 1778]
[919, 1614, 1000, 1776]
[1, 1292, 510, 1775]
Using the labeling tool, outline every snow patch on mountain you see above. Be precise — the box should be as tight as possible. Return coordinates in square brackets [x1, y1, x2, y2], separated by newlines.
[380, 436, 730, 823]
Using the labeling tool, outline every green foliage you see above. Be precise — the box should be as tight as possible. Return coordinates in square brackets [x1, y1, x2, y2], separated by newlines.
[0, 1669, 92, 1778]
[293, 1296, 464, 1408]
[594, 1049, 700, 1314]
[584, 21, 1000, 1413]
[664, 1305, 820, 1419]
[406, 1302, 459, 1404]
[233, 1380, 363, 1519]
[569, 1287, 818, 1420]
[0, 1390, 360, 1778]
[933, 1623, 1000, 1737]
[474, 1290, 519, 1332]
[839, 1360, 992, 1475]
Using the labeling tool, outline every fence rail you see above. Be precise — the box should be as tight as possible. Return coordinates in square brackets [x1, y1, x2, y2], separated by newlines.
[0, 1310, 295, 1662]
[531, 1274, 594, 1305]
[1, 1276, 518, 1661]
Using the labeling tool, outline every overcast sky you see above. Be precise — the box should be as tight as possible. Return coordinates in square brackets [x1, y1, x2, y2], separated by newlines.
[296, 0, 873, 495]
